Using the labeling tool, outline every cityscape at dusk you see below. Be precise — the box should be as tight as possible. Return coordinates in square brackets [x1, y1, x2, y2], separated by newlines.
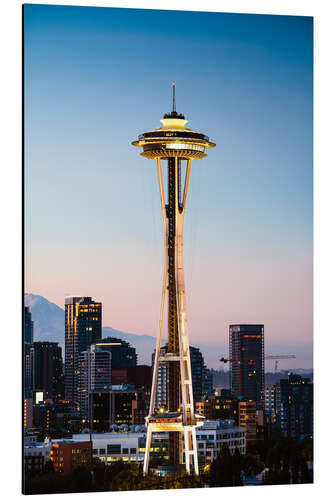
[23, 3, 313, 494]
[25, 4, 313, 369]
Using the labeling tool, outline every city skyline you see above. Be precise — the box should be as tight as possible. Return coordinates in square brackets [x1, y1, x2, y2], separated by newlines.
[24, 5, 313, 369]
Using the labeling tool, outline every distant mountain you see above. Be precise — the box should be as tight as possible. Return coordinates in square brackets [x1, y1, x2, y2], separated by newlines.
[25, 293, 65, 348]
[24, 294, 156, 364]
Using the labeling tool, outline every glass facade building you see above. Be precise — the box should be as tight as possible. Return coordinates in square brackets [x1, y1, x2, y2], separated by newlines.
[24, 306, 34, 344]
[77, 344, 112, 420]
[276, 373, 313, 439]
[33, 341, 64, 399]
[94, 337, 137, 368]
[229, 324, 265, 410]
[24, 341, 64, 400]
[64, 297, 102, 404]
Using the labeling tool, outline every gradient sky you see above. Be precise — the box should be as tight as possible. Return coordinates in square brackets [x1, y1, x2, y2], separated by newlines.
[24, 5, 313, 369]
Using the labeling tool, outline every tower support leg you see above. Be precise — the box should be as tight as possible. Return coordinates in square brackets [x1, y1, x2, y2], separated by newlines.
[143, 425, 153, 475]
[192, 427, 199, 475]
[184, 428, 190, 473]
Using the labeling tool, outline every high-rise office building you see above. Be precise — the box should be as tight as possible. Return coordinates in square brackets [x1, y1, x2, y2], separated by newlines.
[24, 306, 34, 344]
[229, 324, 265, 409]
[24, 342, 64, 400]
[276, 373, 313, 439]
[24, 398, 34, 429]
[33, 342, 64, 399]
[24, 344, 35, 398]
[33, 400, 57, 432]
[64, 296, 102, 404]
[90, 392, 112, 432]
[94, 337, 137, 368]
[264, 385, 278, 433]
[109, 386, 140, 426]
[202, 365, 214, 397]
[190, 347, 205, 403]
[77, 344, 112, 420]
[24, 307, 34, 399]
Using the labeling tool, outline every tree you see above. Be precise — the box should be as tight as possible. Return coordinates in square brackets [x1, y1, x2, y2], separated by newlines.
[44, 459, 54, 474]
[68, 466, 93, 493]
[209, 445, 235, 487]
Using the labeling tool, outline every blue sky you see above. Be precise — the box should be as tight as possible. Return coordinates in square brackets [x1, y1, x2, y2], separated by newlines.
[24, 4, 313, 368]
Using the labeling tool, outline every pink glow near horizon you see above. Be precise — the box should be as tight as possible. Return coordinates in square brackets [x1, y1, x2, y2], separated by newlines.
[25, 243, 312, 355]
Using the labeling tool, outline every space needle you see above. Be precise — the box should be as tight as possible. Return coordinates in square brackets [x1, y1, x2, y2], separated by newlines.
[132, 83, 215, 475]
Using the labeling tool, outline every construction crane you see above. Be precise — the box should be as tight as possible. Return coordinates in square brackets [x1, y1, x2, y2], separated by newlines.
[220, 354, 296, 371]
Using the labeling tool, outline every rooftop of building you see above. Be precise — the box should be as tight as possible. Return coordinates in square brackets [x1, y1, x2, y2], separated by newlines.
[95, 337, 133, 347]
[65, 296, 101, 305]
[200, 419, 245, 432]
[51, 439, 92, 445]
[24, 441, 51, 449]
[72, 432, 147, 440]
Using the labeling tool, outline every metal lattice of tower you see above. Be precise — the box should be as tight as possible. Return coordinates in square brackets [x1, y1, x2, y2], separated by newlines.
[132, 83, 215, 474]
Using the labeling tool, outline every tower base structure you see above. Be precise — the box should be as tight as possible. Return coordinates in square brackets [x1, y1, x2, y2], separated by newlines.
[143, 413, 204, 475]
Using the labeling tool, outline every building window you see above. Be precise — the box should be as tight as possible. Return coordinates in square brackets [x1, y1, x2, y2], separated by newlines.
[130, 448, 136, 454]
[99, 449, 106, 455]
[122, 448, 129, 454]
[107, 444, 121, 455]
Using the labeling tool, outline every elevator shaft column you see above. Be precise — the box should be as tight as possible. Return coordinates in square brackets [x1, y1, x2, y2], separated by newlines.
[167, 157, 181, 465]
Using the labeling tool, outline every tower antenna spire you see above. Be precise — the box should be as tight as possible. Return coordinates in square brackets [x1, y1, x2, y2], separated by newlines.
[172, 81, 176, 113]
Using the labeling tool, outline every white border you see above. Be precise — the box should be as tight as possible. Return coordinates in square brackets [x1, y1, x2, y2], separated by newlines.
[1, 1, 332, 499]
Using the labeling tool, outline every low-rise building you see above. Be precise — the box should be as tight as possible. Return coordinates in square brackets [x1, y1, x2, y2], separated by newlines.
[24, 429, 39, 446]
[51, 440, 92, 474]
[72, 431, 146, 464]
[24, 439, 52, 474]
[238, 399, 257, 442]
[195, 395, 239, 422]
[64, 419, 245, 469]
[195, 398, 214, 419]
[195, 419, 246, 467]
